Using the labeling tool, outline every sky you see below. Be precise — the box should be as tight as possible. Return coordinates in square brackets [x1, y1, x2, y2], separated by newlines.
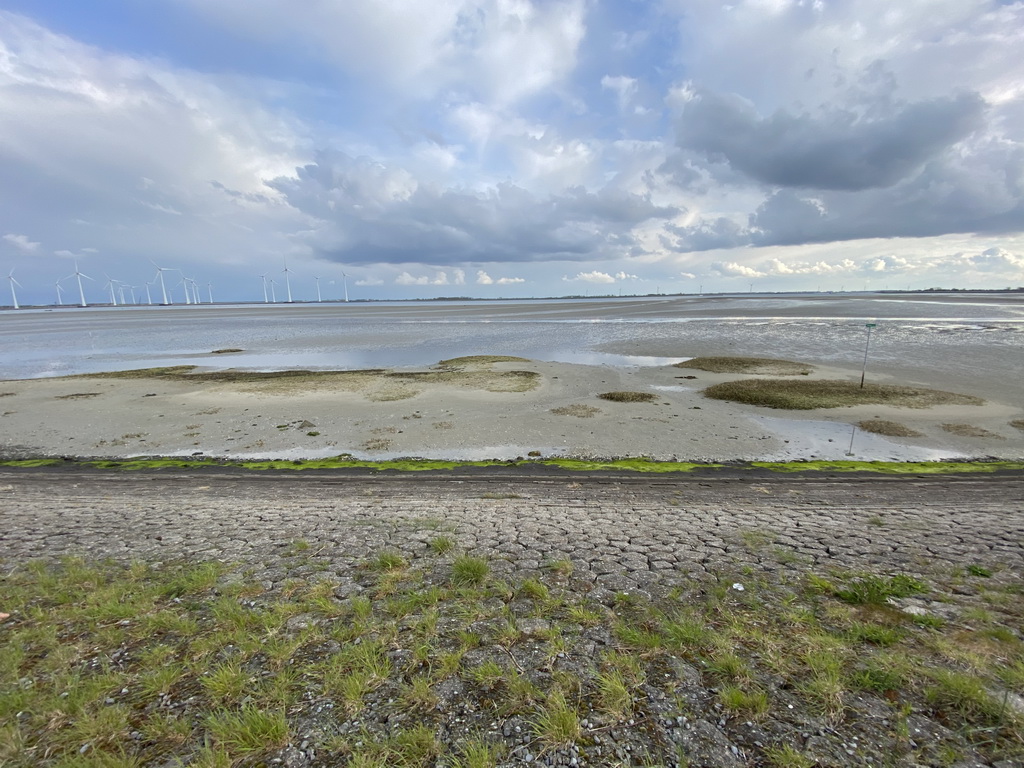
[1, 0, 1023, 305]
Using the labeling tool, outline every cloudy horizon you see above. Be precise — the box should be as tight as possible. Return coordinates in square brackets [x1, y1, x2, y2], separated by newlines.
[2, 1, 1023, 306]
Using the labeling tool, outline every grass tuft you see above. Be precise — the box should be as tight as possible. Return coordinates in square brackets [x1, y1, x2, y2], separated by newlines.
[532, 689, 581, 748]
[428, 535, 456, 555]
[833, 574, 926, 605]
[451, 556, 490, 586]
[718, 685, 769, 717]
[205, 704, 288, 757]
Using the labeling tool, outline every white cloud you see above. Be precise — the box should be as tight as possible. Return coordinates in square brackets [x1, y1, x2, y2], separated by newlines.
[355, 277, 384, 286]
[177, 0, 587, 105]
[569, 270, 616, 283]
[962, 247, 1024, 271]
[395, 271, 429, 286]
[0, 13, 307, 270]
[394, 269, 462, 286]
[3, 233, 40, 252]
[601, 74, 638, 110]
[477, 270, 524, 285]
[712, 261, 765, 278]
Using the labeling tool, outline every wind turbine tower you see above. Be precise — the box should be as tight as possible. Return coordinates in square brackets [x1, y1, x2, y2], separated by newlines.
[282, 258, 293, 303]
[314, 276, 322, 302]
[103, 275, 118, 306]
[207, 282, 213, 304]
[7, 270, 22, 309]
[342, 272, 349, 302]
[150, 261, 171, 305]
[260, 274, 269, 303]
[68, 262, 92, 307]
[55, 280, 65, 306]
[269, 278, 277, 303]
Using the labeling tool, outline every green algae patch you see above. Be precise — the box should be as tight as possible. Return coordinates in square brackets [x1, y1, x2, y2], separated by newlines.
[3, 457, 1020, 476]
[751, 460, 1024, 474]
[0, 458, 65, 468]
[537, 458, 717, 473]
[237, 458, 506, 472]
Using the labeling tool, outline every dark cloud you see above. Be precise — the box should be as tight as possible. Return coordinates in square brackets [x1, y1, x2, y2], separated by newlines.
[267, 150, 679, 265]
[661, 217, 747, 252]
[664, 130, 1024, 252]
[676, 88, 986, 191]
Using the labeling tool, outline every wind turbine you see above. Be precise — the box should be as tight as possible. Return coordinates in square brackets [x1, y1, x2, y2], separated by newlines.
[187, 277, 201, 305]
[314, 276, 322, 302]
[7, 270, 23, 309]
[268, 278, 277, 303]
[67, 262, 93, 307]
[149, 260, 172, 305]
[116, 281, 129, 305]
[103, 275, 119, 306]
[143, 282, 153, 305]
[176, 277, 191, 305]
[259, 273, 269, 303]
[342, 272, 349, 302]
[282, 258, 293, 303]
[207, 282, 213, 304]
[55, 280, 65, 306]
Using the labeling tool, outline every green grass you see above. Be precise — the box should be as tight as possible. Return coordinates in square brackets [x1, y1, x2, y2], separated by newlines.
[205, 704, 288, 758]
[451, 556, 490, 586]
[718, 684, 769, 717]
[675, 356, 813, 375]
[428, 535, 456, 555]
[704, 378, 983, 410]
[2, 555, 1022, 766]
[833, 574, 927, 605]
[532, 689, 581, 748]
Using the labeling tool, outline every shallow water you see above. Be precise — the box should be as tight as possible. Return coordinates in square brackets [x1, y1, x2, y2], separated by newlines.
[750, 415, 952, 462]
[2, 292, 1021, 381]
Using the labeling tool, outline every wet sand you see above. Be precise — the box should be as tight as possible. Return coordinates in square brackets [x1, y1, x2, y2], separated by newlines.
[1, 354, 1021, 462]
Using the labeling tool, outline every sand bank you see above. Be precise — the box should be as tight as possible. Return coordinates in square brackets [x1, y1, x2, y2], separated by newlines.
[1, 355, 1021, 463]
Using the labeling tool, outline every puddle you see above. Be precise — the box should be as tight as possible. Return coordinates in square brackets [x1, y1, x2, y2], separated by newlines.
[752, 415, 957, 462]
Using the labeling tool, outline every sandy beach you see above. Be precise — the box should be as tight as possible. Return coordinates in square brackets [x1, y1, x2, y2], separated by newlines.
[1, 352, 1021, 462]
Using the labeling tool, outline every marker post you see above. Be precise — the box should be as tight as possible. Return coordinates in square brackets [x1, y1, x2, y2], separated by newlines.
[860, 323, 876, 388]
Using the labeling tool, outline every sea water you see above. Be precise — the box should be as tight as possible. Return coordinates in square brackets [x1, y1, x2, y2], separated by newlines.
[1, 293, 1021, 386]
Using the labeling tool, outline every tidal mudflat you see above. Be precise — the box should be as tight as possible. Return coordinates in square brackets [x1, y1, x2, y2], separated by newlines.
[0, 293, 1021, 462]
